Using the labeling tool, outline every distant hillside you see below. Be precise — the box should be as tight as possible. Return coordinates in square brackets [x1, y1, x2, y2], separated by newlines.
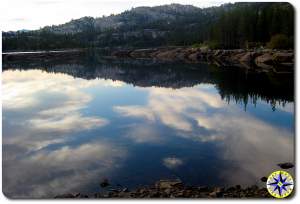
[45, 4, 202, 33]
[2, 2, 294, 51]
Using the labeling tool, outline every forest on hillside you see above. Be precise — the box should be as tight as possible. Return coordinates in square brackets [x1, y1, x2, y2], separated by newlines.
[2, 2, 294, 51]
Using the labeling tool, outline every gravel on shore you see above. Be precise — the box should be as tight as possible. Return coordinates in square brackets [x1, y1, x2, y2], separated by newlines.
[55, 179, 273, 199]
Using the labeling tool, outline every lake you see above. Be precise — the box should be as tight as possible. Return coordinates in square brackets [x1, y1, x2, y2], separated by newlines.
[2, 53, 295, 198]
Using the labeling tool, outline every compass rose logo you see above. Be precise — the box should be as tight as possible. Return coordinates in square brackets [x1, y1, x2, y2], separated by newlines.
[266, 170, 294, 198]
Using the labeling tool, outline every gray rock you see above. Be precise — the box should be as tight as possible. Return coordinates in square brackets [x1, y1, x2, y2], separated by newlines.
[273, 52, 293, 63]
[100, 178, 110, 187]
[255, 53, 273, 65]
[278, 162, 294, 169]
[155, 179, 183, 189]
[260, 177, 268, 182]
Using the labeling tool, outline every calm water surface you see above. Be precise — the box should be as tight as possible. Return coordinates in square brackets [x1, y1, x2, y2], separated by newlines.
[2, 55, 294, 198]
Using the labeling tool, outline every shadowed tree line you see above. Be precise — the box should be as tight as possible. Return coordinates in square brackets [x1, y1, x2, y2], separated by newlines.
[2, 2, 294, 51]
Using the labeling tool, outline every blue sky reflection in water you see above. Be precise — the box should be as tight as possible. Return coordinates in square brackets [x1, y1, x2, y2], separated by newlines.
[2, 61, 294, 198]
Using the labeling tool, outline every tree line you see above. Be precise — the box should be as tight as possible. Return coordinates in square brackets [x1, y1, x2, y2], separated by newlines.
[2, 2, 294, 51]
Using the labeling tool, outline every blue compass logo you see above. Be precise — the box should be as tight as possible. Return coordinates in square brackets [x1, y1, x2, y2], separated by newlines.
[266, 170, 294, 198]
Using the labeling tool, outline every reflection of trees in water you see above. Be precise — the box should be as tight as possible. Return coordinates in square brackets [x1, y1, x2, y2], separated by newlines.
[3, 52, 294, 110]
[208, 65, 293, 111]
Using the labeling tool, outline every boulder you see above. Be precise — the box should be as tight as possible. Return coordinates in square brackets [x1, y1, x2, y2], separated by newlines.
[230, 52, 246, 62]
[239, 52, 253, 63]
[130, 48, 157, 58]
[100, 178, 110, 187]
[239, 51, 262, 63]
[273, 52, 293, 63]
[214, 50, 222, 56]
[111, 50, 131, 57]
[155, 179, 183, 189]
[155, 48, 182, 60]
[260, 177, 268, 182]
[255, 53, 273, 65]
[188, 52, 200, 61]
[277, 162, 294, 169]
[54, 193, 76, 198]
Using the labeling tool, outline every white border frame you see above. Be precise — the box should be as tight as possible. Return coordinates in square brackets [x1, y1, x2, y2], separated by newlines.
[0, 0, 299, 203]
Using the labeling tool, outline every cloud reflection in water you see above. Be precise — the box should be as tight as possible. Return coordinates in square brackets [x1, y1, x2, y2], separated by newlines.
[2, 69, 294, 198]
[2, 70, 125, 198]
[114, 84, 294, 186]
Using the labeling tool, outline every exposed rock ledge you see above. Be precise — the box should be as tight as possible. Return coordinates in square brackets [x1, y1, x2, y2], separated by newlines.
[111, 47, 294, 73]
[55, 179, 273, 199]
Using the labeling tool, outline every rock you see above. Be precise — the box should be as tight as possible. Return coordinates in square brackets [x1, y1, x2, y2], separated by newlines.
[54, 179, 275, 198]
[214, 50, 222, 56]
[188, 52, 199, 61]
[273, 52, 293, 63]
[55, 193, 76, 198]
[108, 188, 119, 192]
[155, 179, 183, 189]
[277, 162, 294, 169]
[122, 187, 129, 192]
[155, 49, 180, 60]
[235, 185, 241, 190]
[198, 186, 209, 192]
[231, 52, 246, 62]
[209, 191, 223, 198]
[100, 178, 110, 187]
[109, 47, 294, 72]
[130, 48, 157, 58]
[279, 62, 293, 67]
[74, 193, 88, 198]
[111, 50, 131, 57]
[176, 52, 187, 60]
[250, 185, 259, 191]
[78, 194, 89, 198]
[239, 52, 253, 63]
[209, 187, 224, 198]
[255, 53, 273, 65]
[239, 51, 261, 63]
[175, 191, 184, 197]
[260, 177, 268, 182]
[164, 188, 171, 194]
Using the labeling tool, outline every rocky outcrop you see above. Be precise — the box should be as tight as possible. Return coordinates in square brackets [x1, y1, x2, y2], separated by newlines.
[111, 48, 294, 73]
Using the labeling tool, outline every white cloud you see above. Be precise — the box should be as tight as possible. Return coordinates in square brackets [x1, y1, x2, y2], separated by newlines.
[114, 85, 225, 134]
[2, 70, 129, 198]
[29, 113, 108, 133]
[125, 124, 163, 143]
[114, 105, 156, 121]
[2, 70, 111, 154]
[114, 84, 294, 185]
[163, 157, 184, 169]
[3, 142, 126, 198]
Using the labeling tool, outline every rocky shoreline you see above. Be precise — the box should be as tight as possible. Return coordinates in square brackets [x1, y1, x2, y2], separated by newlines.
[55, 179, 273, 199]
[55, 162, 294, 199]
[111, 47, 294, 73]
[2, 48, 294, 73]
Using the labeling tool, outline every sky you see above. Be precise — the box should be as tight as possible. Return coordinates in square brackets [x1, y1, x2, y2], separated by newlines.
[0, 0, 230, 31]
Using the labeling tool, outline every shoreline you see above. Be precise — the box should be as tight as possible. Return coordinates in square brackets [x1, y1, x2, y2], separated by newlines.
[55, 179, 273, 199]
[111, 47, 294, 73]
[2, 47, 294, 74]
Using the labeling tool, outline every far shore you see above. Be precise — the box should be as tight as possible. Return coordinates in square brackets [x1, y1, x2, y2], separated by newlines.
[2, 47, 294, 73]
